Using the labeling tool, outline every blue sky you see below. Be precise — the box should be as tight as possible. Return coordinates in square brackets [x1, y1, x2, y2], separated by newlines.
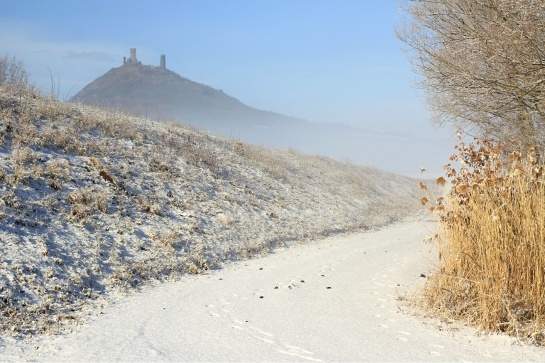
[0, 1, 456, 174]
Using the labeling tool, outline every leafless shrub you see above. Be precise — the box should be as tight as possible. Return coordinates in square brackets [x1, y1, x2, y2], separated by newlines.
[164, 121, 182, 134]
[148, 154, 171, 174]
[397, 0, 545, 154]
[0, 55, 28, 89]
[159, 127, 221, 170]
[0, 108, 16, 145]
[33, 96, 70, 121]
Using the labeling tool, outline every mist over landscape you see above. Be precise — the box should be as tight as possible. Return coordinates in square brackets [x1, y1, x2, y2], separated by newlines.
[68, 50, 453, 176]
[0, 1, 455, 176]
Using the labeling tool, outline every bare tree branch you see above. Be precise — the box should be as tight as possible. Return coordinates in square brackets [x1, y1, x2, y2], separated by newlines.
[397, 0, 545, 154]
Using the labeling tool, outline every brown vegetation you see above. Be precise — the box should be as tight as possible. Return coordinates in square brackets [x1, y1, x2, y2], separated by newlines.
[420, 134, 545, 344]
[399, 0, 545, 344]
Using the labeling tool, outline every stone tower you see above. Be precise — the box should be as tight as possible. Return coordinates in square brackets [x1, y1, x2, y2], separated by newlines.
[160, 54, 166, 69]
[123, 48, 141, 66]
[130, 48, 137, 62]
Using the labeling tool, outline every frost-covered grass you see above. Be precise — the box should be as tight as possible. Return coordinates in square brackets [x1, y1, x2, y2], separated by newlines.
[0, 63, 422, 337]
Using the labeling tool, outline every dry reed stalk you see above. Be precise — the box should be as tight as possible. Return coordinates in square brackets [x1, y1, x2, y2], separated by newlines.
[421, 134, 545, 344]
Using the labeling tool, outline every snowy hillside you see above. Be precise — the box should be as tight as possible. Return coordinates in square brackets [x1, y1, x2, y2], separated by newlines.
[0, 83, 422, 337]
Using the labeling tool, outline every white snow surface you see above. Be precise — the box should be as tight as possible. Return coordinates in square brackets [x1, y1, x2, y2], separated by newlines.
[1, 216, 544, 362]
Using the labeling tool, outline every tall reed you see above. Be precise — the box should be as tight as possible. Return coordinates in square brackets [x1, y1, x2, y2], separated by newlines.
[421, 135, 545, 344]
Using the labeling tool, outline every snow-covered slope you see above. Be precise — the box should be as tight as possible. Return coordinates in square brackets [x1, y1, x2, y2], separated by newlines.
[0, 84, 422, 337]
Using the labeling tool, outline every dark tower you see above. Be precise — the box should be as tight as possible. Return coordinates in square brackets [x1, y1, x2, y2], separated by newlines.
[160, 54, 166, 69]
[130, 48, 137, 62]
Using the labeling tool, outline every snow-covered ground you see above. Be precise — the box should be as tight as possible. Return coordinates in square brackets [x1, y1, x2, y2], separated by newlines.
[2, 215, 544, 361]
[2, 82, 542, 361]
[0, 84, 423, 338]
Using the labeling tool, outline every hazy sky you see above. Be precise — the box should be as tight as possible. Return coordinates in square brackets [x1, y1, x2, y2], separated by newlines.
[0, 1, 457, 175]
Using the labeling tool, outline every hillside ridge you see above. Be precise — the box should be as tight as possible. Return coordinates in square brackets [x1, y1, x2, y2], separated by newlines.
[1, 80, 424, 337]
[71, 58, 297, 126]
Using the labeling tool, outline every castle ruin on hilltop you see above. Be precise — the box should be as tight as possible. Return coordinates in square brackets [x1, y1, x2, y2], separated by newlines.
[123, 48, 166, 70]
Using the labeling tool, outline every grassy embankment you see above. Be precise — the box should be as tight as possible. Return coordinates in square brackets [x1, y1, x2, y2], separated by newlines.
[0, 56, 422, 337]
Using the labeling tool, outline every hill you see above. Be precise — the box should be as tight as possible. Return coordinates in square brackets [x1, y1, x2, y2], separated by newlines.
[0, 78, 423, 337]
[70, 53, 439, 174]
[71, 62, 294, 128]
[70, 54, 314, 148]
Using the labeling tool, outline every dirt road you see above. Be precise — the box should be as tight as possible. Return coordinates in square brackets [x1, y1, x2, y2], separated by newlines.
[2, 216, 544, 361]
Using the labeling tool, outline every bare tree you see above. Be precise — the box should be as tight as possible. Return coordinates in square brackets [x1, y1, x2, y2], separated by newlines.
[0, 55, 28, 88]
[397, 0, 545, 153]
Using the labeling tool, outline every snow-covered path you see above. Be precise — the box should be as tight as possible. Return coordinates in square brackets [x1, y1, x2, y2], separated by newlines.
[2, 216, 544, 361]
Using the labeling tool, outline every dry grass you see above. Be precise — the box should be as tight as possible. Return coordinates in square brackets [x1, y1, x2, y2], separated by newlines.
[0, 56, 423, 338]
[0, 55, 28, 89]
[420, 134, 545, 344]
